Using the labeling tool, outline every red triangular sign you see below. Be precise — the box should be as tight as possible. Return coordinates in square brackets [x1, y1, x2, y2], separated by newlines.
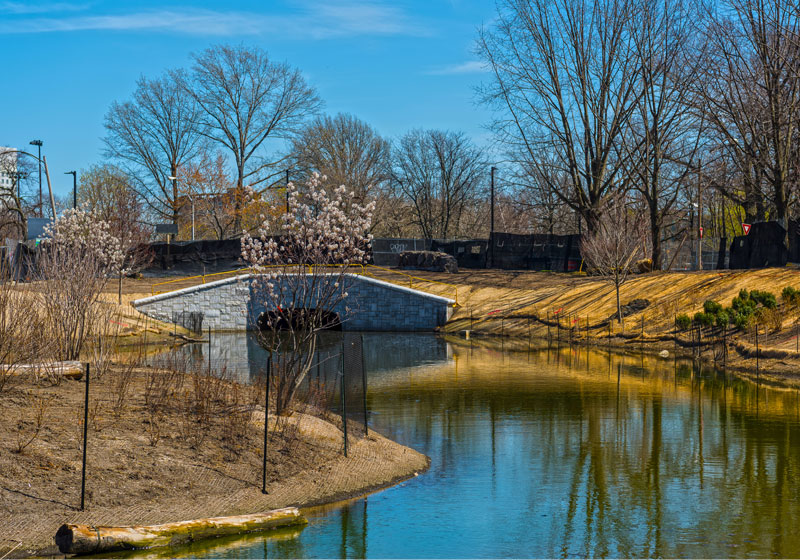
[742, 223, 751, 235]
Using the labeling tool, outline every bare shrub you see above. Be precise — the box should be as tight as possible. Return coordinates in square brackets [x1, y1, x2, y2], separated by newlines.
[146, 409, 163, 447]
[13, 394, 51, 454]
[112, 350, 142, 418]
[0, 262, 44, 395]
[144, 366, 184, 414]
[89, 303, 123, 380]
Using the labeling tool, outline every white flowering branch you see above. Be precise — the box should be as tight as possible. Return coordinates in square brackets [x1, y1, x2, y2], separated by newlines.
[241, 172, 374, 414]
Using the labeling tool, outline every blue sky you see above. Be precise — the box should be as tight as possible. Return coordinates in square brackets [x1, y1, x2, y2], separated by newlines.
[0, 0, 497, 198]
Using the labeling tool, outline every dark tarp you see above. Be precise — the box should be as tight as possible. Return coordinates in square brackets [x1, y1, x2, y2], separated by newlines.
[729, 221, 788, 269]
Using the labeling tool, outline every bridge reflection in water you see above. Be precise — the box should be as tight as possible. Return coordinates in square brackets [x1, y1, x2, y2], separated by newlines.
[154, 337, 800, 558]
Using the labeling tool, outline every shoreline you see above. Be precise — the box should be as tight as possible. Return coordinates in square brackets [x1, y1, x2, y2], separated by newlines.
[445, 326, 800, 389]
[0, 366, 429, 559]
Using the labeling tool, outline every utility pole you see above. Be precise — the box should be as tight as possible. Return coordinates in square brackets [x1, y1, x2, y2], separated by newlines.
[697, 160, 703, 271]
[65, 171, 77, 209]
[29, 140, 42, 217]
[490, 166, 496, 268]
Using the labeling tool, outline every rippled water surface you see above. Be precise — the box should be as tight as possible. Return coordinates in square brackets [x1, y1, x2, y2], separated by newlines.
[151, 334, 800, 558]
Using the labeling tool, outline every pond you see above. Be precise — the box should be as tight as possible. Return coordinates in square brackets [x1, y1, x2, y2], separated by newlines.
[150, 334, 800, 558]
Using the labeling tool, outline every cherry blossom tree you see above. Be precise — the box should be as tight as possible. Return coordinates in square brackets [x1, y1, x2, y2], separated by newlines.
[241, 173, 374, 415]
[38, 207, 123, 360]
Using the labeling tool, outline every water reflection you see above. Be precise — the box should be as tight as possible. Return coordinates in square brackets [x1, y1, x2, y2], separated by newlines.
[151, 336, 800, 558]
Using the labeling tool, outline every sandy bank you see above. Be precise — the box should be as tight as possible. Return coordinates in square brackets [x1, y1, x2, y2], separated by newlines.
[0, 367, 428, 558]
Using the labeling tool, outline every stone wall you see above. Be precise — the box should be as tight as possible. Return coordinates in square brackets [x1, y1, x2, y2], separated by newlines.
[133, 273, 454, 332]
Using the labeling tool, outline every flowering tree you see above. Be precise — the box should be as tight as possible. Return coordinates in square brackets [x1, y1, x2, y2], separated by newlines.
[38, 207, 123, 360]
[241, 173, 374, 415]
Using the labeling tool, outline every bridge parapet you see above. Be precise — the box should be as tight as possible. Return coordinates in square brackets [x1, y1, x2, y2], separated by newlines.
[132, 273, 455, 332]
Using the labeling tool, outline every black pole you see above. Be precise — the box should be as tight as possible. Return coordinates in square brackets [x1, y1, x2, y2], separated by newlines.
[285, 169, 290, 214]
[262, 355, 271, 494]
[756, 327, 760, 376]
[341, 347, 348, 457]
[489, 166, 496, 268]
[361, 335, 368, 437]
[80, 363, 90, 511]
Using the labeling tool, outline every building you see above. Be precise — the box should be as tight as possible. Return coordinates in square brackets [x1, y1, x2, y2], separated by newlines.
[0, 147, 18, 193]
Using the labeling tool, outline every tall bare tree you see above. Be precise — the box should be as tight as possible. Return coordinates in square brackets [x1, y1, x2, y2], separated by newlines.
[290, 113, 391, 229]
[478, 0, 642, 234]
[699, 0, 800, 225]
[624, 0, 705, 269]
[392, 129, 486, 241]
[187, 44, 322, 233]
[104, 71, 204, 225]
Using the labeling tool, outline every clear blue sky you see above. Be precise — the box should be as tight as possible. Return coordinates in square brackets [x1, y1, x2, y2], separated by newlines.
[0, 0, 497, 198]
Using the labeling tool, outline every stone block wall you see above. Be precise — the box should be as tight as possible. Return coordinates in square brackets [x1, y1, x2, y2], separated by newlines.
[133, 273, 454, 332]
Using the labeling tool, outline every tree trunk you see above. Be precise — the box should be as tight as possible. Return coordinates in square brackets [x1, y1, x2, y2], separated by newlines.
[55, 508, 307, 555]
[615, 277, 622, 325]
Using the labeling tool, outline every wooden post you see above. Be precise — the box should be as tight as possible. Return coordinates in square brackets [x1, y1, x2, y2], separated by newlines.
[42, 155, 57, 220]
[80, 363, 89, 511]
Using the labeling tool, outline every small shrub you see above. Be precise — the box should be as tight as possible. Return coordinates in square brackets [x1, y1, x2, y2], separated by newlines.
[676, 313, 691, 330]
[694, 312, 714, 327]
[704, 300, 723, 315]
[750, 290, 777, 310]
[733, 312, 750, 330]
[715, 311, 730, 329]
[783, 286, 800, 307]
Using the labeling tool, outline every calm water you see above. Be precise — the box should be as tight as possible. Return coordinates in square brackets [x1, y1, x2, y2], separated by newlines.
[155, 335, 800, 558]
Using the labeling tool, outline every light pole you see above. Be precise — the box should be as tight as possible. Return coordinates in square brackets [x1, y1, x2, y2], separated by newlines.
[29, 140, 42, 217]
[285, 168, 290, 214]
[65, 171, 77, 209]
[489, 166, 497, 268]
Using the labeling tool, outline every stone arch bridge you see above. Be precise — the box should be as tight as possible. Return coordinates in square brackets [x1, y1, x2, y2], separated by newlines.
[132, 273, 456, 332]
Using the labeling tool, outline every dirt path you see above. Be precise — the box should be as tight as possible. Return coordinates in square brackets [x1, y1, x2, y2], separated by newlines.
[0, 369, 428, 558]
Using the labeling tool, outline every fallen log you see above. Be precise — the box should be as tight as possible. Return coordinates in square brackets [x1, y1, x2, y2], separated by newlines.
[2, 361, 84, 379]
[55, 507, 307, 555]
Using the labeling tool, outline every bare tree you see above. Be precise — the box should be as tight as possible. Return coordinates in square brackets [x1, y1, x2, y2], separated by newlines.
[104, 70, 204, 224]
[581, 195, 646, 324]
[78, 164, 153, 302]
[176, 150, 237, 240]
[291, 113, 391, 228]
[392, 129, 486, 240]
[698, 0, 800, 225]
[624, 0, 705, 269]
[0, 149, 37, 240]
[478, 0, 642, 234]
[187, 44, 322, 233]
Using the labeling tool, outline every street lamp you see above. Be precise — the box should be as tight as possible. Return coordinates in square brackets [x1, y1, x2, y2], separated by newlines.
[29, 140, 42, 217]
[65, 171, 77, 209]
[489, 166, 497, 268]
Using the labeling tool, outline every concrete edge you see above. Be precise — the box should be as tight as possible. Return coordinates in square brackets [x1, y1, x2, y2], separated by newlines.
[133, 273, 456, 308]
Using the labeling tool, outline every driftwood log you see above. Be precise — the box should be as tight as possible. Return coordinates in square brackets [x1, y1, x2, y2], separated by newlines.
[3, 361, 84, 379]
[55, 507, 307, 555]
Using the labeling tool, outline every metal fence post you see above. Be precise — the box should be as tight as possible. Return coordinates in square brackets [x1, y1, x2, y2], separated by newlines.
[361, 335, 368, 437]
[341, 347, 348, 457]
[262, 355, 271, 494]
[80, 363, 90, 511]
